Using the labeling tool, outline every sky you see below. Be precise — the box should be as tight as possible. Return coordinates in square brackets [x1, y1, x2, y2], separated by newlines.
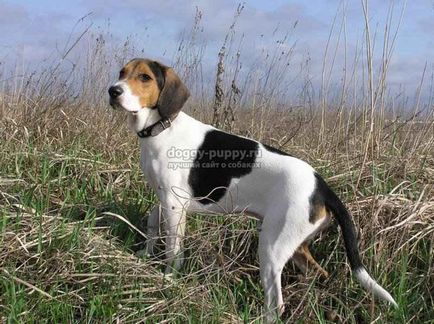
[1, 0, 434, 102]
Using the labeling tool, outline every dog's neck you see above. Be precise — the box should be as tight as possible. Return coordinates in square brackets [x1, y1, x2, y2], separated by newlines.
[127, 108, 161, 133]
[129, 110, 203, 153]
[134, 111, 213, 159]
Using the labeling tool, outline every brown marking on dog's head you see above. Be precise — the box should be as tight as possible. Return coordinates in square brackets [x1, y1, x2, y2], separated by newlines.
[119, 58, 190, 117]
[119, 59, 163, 109]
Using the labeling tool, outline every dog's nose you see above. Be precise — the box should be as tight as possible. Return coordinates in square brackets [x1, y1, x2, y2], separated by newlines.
[108, 86, 123, 98]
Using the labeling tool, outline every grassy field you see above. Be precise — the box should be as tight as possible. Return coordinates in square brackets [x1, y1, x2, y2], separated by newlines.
[1, 6, 434, 323]
[1, 97, 433, 323]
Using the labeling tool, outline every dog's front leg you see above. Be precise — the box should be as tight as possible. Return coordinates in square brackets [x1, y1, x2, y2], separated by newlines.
[161, 203, 187, 274]
[145, 205, 160, 257]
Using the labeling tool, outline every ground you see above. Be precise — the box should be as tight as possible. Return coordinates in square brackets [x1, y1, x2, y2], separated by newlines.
[0, 103, 432, 322]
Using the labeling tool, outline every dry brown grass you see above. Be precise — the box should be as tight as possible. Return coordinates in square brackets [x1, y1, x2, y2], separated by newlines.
[1, 93, 433, 321]
[1, 2, 433, 322]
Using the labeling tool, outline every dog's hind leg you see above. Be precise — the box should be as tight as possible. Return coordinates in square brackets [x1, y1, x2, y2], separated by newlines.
[259, 202, 328, 321]
[258, 217, 312, 320]
[259, 230, 305, 321]
[292, 211, 331, 279]
[291, 243, 329, 279]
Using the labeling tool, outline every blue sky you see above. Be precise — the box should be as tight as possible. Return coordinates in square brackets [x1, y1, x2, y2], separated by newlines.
[1, 0, 433, 100]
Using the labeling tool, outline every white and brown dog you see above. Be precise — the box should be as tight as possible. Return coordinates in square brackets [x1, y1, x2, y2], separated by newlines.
[108, 58, 397, 319]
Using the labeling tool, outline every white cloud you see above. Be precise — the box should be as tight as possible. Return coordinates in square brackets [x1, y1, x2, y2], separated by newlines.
[0, 0, 433, 100]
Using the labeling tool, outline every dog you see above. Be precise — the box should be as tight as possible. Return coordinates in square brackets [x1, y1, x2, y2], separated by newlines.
[108, 58, 398, 319]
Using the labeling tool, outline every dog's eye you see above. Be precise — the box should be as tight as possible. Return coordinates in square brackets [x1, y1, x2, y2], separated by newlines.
[119, 69, 126, 79]
[138, 74, 152, 82]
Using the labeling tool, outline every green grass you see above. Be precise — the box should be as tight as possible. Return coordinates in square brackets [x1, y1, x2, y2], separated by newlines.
[1, 127, 432, 323]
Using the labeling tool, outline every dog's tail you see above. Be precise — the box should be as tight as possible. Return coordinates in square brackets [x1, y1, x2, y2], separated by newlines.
[314, 173, 398, 308]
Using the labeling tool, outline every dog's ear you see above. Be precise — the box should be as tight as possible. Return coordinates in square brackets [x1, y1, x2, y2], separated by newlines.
[154, 61, 190, 118]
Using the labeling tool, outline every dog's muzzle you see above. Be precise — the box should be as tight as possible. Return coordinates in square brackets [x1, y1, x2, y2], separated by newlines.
[108, 85, 123, 98]
[108, 85, 123, 109]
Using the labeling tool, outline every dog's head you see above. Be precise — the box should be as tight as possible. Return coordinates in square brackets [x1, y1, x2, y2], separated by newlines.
[108, 58, 190, 119]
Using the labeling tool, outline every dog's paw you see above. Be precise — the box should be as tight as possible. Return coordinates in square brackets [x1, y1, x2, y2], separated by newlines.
[162, 271, 176, 284]
[135, 249, 150, 259]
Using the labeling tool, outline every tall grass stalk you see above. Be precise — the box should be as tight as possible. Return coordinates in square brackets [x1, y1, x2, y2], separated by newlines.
[0, 1, 432, 322]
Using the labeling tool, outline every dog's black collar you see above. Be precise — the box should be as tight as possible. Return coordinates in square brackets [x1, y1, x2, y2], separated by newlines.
[137, 116, 172, 138]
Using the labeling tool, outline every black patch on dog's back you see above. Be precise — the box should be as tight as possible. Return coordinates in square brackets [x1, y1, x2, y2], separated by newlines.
[263, 144, 292, 156]
[188, 130, 259, 204]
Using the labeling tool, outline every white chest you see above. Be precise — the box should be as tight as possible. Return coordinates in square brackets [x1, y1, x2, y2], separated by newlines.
[139, 148, 161, 190]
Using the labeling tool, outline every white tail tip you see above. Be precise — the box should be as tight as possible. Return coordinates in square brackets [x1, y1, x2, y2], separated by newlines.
[355, 268, 398, 308]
